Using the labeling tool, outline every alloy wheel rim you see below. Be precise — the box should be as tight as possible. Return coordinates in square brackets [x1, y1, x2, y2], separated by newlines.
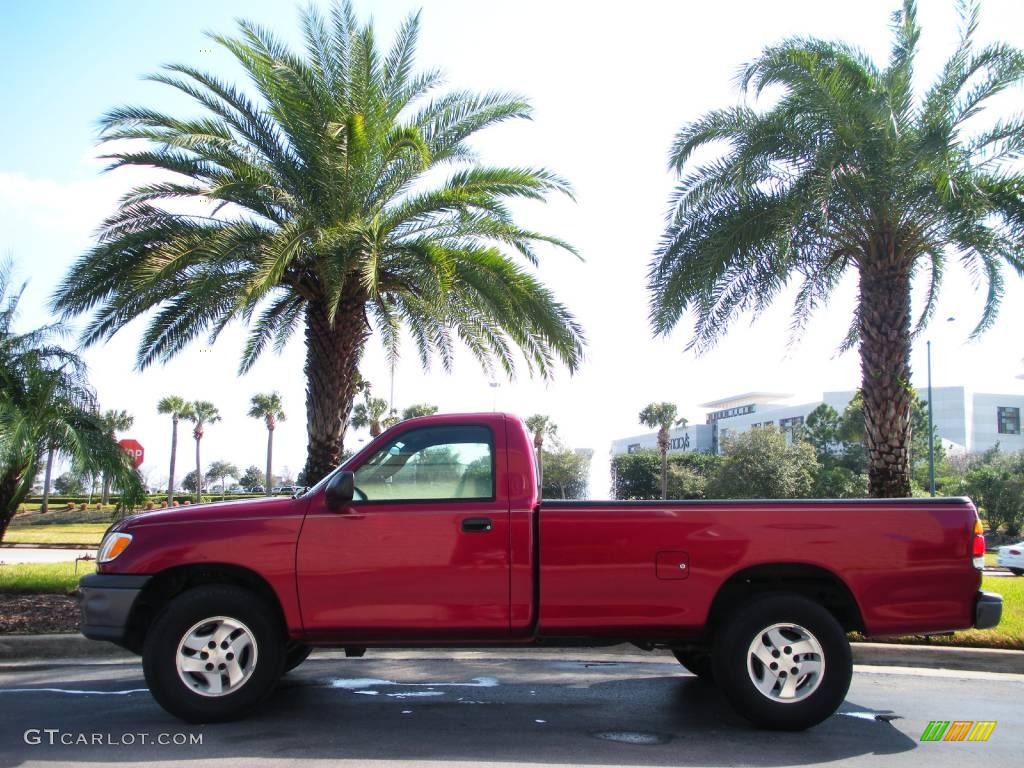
[176, 616, 258, 698]
[746, 622, 825, 704]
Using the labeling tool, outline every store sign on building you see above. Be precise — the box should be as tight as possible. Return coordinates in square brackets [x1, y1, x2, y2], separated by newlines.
[669, 434, 691, 451]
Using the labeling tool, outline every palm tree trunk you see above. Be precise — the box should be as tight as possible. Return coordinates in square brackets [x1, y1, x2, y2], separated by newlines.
[167, 415, 178, 504]
[194, 437, 202, 502]
[659, 428, 669, 500]
[302, 298, 369, 485]
[859, 250, 913, 498]
[0, 462, 31, 542]
[101, 474, 111, 505]
[41, 446, 55, 513]
[265, 428, 273, 497]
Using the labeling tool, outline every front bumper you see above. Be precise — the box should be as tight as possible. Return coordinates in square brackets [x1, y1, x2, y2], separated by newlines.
[975, 591, 1002, 630]
[78, 573, 150, 645]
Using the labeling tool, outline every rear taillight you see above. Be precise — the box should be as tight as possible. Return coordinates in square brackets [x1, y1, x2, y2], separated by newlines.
[972, 519, 986, 569]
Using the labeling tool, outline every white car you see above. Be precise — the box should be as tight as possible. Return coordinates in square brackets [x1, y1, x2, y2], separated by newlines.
[997, 542, 1024, 575]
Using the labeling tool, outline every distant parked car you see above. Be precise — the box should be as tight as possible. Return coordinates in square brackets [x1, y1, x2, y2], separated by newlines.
[997, 542, 1024, 575]
[228, 485, 244, 494]
[272, 485, 296, 494]
[248, 485, 265, 494]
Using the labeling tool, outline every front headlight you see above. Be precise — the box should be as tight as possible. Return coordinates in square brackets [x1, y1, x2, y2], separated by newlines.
[97, 532, 133, 563]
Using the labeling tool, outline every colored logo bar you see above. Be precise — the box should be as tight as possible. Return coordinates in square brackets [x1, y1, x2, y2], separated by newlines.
[920, 721, 996, 742]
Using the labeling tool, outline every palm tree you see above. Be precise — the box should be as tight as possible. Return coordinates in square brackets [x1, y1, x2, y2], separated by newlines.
[351, 389, 389, 437]
[0, 261, 144, 539]
[157, 395, 192, 503]
[205, 460, 239, 500]
[524, 414, 558, 493]
[51, 1, 585, 488]
[182, 401, 220, 501]
[648, 0, 1024, 497]
[99, 409, 134, 504]
[248, 392, 285, 497]
[639, 403, 686, 500]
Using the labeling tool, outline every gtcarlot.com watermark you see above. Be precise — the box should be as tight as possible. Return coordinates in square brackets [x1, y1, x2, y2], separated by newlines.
[24, 729, 202, 747]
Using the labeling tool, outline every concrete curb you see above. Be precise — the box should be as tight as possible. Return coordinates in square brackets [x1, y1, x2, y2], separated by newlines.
[1, 634, 1021, 674]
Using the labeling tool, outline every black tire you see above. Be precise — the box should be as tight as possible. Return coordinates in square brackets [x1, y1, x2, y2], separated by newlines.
[672, 650, 715, 683]
[1010, 568, 1024, 576]
[143, 585, 285, 723]
[712, 593, 852, 731]
[283, 642, 313, 673]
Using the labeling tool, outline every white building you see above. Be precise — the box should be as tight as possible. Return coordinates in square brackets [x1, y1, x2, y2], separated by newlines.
[611, 388, 1024, 456]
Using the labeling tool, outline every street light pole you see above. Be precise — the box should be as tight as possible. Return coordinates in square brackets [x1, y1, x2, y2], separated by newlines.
[927, 339, 935, 497]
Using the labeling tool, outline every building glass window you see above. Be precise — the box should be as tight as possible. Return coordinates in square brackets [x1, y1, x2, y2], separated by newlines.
[997, 407, 1020, 435]
[779, 416, 804, 434]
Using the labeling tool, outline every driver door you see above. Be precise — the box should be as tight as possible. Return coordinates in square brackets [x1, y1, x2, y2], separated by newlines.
[296, 421, 511, 640]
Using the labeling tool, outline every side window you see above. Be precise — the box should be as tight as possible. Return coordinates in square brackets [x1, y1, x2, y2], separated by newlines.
[352, 425, 494, 501]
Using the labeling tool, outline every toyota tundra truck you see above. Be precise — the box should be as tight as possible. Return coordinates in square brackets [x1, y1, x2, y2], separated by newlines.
[80, 412, 1001, 729]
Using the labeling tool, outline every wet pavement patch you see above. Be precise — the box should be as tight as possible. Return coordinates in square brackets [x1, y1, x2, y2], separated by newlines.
[592, 730, 672, 745]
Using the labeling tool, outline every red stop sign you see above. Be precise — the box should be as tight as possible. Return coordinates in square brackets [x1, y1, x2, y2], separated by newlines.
[118, 439, 145, 468]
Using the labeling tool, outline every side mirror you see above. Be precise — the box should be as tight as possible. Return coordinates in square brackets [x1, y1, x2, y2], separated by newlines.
[325, 471, 355, 510]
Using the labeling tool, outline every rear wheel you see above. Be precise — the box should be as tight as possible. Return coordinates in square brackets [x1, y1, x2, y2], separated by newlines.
[143, 585, 285, 723]
[672, 650, 715, 682]
[712, 593, 852, 730]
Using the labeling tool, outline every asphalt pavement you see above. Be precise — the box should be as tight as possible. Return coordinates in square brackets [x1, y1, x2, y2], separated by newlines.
[0, 650, 1020, 767]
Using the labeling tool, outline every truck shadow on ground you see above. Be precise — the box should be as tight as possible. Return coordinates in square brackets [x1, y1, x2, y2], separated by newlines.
[0, 656, 917, 767]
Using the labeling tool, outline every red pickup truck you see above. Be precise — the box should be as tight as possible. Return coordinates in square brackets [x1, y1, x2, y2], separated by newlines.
[80, 412, 1001, 730]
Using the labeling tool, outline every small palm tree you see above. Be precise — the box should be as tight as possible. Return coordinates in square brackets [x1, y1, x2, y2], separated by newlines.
[99, 409, 134, 503]
[205, 460, 239, 500]
[524, 415, 558, 493]
[648, 0, 1024, 497]
[248, 392, 285, 497]
[639, 403, 686, 500]
[351, 391, 389, 437]
[182, 401, 220, 501]
[157, 396, 192, 503]
[0, 261, 144, 538]
[51, 1, 585, 487]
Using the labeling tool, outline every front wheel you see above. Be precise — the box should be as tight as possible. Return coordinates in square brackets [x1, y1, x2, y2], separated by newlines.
[712, 593, 852, 730]
[143, 585, 285, 723]
[283, 642, 313, 673]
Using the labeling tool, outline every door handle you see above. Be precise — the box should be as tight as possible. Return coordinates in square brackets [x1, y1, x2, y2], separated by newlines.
[461, 517, 493, 533]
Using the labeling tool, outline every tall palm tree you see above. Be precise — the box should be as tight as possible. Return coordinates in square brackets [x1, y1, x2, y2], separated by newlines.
[182, 401, 220, 501]
[51, 1, 585, 488]
[248, 392, 285, 497]
[157, 395, 192, 502]
[0, 261, 144, 539]
[99, 409, 134, 503]
[639, 403, 685, 500]
[524, 414, 557, 493]
[205, 460, 239, 500]
[648, 0, 1024, 497]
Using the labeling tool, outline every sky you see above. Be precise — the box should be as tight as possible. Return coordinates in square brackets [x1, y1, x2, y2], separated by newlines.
[2, 0, 1024, 495]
